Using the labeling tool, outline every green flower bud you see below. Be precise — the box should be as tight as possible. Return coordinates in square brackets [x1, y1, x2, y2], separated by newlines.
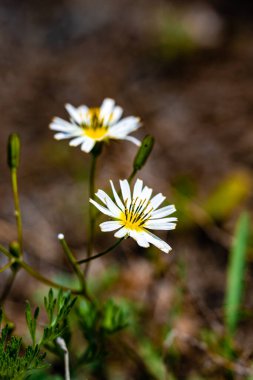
[133, 135, 154, 171]
[7, 133, 20, 169]
[9, 241, 21, 258]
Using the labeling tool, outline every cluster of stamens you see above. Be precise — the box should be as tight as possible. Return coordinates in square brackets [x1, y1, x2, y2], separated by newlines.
[121, 197, 153, 230]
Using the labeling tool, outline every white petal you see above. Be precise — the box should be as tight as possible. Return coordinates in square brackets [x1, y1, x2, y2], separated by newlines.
[150, 193, 166, 211]
[119, 180, 131, 207]
[140, 186, 153, 203]
[50, 118, 78, 132]
[108, 106, 123, 125]
[77, 105, 89, 124]
[100, 98, 115, 125]
[133, 179, 143, 200]
[114, 227, 128, 238]
[143, 231, 172, 253]
[108, 117, 141, 137]
[81, 139, 95, 153]
[89, 199, 114, 217]
[129, 230, 150, 248]
[65, 104, 82, 124]
[69, 136, 86, 147]
[151, 205, 176, 219]
[54, 133, 73, 140]
[147, 217, 178, 225]
[123, 136, 141, 146]
[99, 221, 122, 232]
[110, 180, 124, 211]
[145, 222, 177, 230]
[96, 190, 121, 217]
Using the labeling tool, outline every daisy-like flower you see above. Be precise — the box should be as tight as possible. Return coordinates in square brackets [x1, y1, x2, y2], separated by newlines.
[90, 178, 177, 253]
[49, 98, 141, 153]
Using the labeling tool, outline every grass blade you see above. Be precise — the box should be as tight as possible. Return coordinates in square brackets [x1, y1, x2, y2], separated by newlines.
[225, 212, 250, 335]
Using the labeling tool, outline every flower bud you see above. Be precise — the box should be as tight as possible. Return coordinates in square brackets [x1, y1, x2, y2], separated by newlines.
[7, 133, 20, 170]
[133, 135, 154, 171]
[9, 241, 21, 258]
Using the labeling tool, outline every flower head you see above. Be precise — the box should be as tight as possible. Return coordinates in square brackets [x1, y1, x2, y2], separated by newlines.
[49, 98, 141, 153]
[90, 179, 177, 253]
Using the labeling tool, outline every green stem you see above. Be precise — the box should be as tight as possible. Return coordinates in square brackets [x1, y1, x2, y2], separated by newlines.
[128, 168, 137, 184]
[85, 154, 97, 275]
[11, 169, 23, 254]
[19, 260, 81, 295]
[0, 261, 13, 273]
[78, 238, 124, 265]
[58, 235, 91, 300]
[0, 244, 12, 259]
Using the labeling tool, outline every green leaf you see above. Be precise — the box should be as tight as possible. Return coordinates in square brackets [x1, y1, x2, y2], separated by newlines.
[101, 299, 129, 334]
[225, 212, 250, 335]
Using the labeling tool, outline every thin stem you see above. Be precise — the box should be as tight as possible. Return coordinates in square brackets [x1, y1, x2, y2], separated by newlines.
[78, 238, 124, 265]
[11, 169, 23, 254]
[0, 261, 13, 273]
[58, 235, 91, 300]
[85, 154, 97, 276]
[128, 168, 137, 184]
[19, 260, 81, 295]
[0, 269, 17, 304]
[0, 244, 12, 259]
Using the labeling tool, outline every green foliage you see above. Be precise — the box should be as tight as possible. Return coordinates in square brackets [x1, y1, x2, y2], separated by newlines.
[26, 302, 40, 347]
[77, 299, 129, 364]
[225, 212, 250, 336]
[0, 311, 46, 380]
[101, 299, 129, 334]
[42, 289, 77, 345]
[0, 289, 77, 380]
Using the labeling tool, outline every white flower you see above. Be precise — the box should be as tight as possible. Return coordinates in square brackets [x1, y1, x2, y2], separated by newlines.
[49, 98, 141, 153]
[90, 179, 177, 253]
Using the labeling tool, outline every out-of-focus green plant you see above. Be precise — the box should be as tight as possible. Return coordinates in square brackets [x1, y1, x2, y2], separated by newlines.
[0, 288, 76, 380]
[225, 212, 250, 336]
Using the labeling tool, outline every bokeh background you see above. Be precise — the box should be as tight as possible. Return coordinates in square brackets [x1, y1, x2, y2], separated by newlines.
[1, 0, 253, 379]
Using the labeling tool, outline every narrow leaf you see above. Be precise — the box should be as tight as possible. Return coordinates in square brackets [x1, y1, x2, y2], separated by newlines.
[225, 212, 250, 335]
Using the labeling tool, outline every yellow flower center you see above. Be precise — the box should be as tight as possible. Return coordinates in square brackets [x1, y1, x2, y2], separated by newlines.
[84, 127, 108, 140]
[120, 198, 153, 231]
[81, 108, 108, 141]
[120, 212, 144, 231]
